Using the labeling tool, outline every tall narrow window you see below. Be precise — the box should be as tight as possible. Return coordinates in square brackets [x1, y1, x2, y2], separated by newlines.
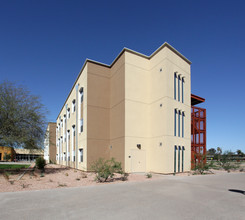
[178, 110, 181, 137]
[63, 115, 66, 141]
[67, 130, 70, 161]
[79, 88, 84, 133]
[81, 119, 83, 133]
[178, 75, 181, 101]
[174, 73, 177, 100]
[174, 109, 177, 136]
[174, 145, 177, 173]
[182, 112, 185, 138]
[67, 108, 70, 118]
[182, 146, 185, 172]
[79, 148, 83, 162]
[178, 146, 181, 172]
[72, 99, 76, 113]
[182, 78, 184, 103]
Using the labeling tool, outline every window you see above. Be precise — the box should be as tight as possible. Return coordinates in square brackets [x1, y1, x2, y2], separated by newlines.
[72, 99, 76, 113]
[79, 148, 83, 162]
[174, 73, 177, 100]
[64, 152, 66, 161]
[80, 119, 83, 133]
[182, 78, 184, 103]
[174, 145, 177, 173]
[80, 88, 84, 102]
[68, 152, 70, 161]
[182, 146, 185, 172]
[182, 112, 185, 138]
[178, 110, 181, 137]
[178, 146, 181, 172]
[178, 75, 181, 102]
[174, 109, 177, 136]
[67, 108, 70, 118]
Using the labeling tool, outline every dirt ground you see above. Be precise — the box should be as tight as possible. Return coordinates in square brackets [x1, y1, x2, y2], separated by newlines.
[1, 163, 244, 193]
[0, 164, 159, 193]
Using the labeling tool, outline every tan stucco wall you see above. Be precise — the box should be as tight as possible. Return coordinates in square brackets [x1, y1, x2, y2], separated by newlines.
[56, 43, 191, 174]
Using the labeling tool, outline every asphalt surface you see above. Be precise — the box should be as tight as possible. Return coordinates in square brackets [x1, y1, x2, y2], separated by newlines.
[0, 173, 244, 220]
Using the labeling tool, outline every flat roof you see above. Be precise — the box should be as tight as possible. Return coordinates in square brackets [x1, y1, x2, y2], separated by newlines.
[191, 94, 205, 106]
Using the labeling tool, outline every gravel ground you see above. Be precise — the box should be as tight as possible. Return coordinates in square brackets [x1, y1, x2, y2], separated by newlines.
[1, 163, 244, 193]
[0, 164, 159, 192]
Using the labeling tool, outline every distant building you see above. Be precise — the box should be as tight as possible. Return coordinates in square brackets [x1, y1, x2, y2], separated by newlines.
[44, 122, 56, 163]
[0, 146, 16, 161]
[15, 149, 43, 161]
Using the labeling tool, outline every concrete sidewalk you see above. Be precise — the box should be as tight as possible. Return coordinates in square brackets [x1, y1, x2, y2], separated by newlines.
[0, 173, 244, 220]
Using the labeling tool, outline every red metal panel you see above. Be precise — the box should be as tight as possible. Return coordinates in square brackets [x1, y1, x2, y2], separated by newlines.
[191, 105, 206, 169]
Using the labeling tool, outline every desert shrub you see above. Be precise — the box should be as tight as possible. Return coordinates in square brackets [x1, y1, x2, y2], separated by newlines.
[35, 157, 46, 171]
[91, 158, 124, 182]
[146, 173, 152, 178]
[40, 173, 45, 177]
[121, 172, 129, 181]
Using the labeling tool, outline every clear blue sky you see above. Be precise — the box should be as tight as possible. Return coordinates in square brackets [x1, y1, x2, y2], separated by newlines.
[1, 0, 244, 152]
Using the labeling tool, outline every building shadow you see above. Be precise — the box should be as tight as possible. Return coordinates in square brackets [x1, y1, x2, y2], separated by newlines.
[229, 189, 245, 195]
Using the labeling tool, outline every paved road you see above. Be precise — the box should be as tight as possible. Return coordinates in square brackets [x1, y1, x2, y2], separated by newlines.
[0, 173, 244, 220]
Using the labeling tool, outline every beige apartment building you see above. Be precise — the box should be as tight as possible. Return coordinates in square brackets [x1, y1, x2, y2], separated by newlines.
[56, 42, 191, 174]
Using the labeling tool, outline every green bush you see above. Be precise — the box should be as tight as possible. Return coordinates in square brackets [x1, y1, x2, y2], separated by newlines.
[35, 157, 46, 171]
[91, 158, 124, 182]
[146, 173, 152, 178]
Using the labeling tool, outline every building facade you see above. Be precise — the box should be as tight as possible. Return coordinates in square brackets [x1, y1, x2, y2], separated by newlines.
[44, 122, 57, 163]
[56, 42, 192, 173]
[0, 146, 16, 161]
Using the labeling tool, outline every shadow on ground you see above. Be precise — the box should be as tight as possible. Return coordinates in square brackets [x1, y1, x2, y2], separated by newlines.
[228, 189, 245, 195]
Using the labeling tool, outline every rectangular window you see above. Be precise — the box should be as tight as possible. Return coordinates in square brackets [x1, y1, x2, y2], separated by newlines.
[174, 109, 177, 136]
[178, 110, 181, 137]
[182, 146, 185, 172]
[174, 145, 177, 173]
[178, 75, 180, 102]
[80, 119, 83, 133]
[68, 108, 70, 118]
[72, 100, 76, 113]
[182, 78, 184, 103]
[79, 148, 83, 162]
[64, 152, 66, 161]
[182, 112, 185, 138]
[174, 73, 177, 100]
[178, 146, 181, 172]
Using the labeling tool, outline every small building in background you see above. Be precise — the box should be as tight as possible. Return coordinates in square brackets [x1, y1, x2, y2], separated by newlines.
[0, 146, 16, 161]
[15, 149, 43, 161]
[44, 122, 57, 163]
